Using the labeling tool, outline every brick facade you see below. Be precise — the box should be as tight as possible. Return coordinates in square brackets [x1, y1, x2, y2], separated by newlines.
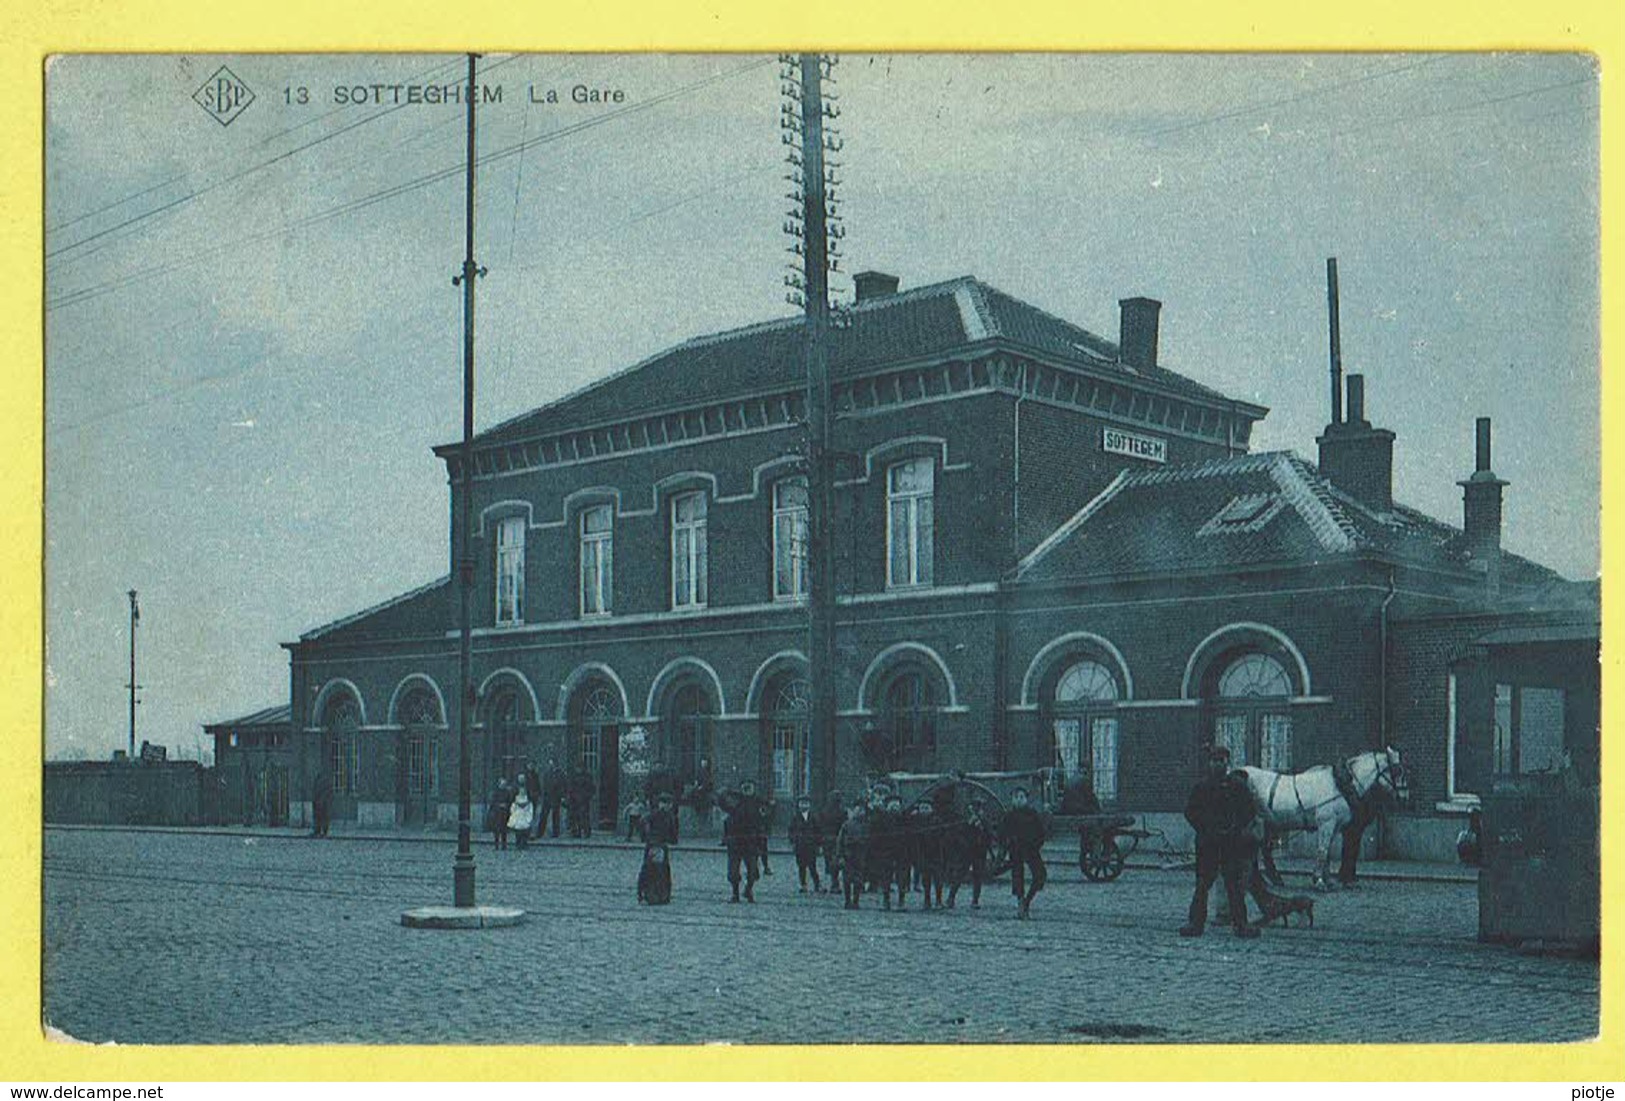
[251, 277, 1593, 859]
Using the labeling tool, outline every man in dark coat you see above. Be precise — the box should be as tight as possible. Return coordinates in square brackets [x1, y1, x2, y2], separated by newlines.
[567, 765, 595, 838]
[999, 786, 1048, 918]
[787, 794, 824, 892]
[717, 779, 770, 902]
[541, 757, 567, 838]
[816, 790, 847, 892]
[1179, 745, 1260, 939]
[310, 767, 332, 838]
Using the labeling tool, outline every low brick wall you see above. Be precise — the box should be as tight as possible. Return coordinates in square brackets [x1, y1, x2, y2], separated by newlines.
[44, 760, 219, 826]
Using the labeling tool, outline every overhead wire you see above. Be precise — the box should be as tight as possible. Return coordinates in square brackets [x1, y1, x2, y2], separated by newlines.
[45, 56, 774, 314]
[46, 56, 503, 264]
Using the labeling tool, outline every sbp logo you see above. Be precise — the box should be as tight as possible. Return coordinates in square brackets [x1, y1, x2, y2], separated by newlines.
[192, 65, 255, 127]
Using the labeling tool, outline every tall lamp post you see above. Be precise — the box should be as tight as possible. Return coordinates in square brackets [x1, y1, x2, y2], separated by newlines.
[451, 50, 484, 911]
[403, 52, 521, 930]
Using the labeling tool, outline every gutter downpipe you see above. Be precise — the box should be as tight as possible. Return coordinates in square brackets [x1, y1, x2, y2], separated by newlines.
[1377, 566, 1397, 858]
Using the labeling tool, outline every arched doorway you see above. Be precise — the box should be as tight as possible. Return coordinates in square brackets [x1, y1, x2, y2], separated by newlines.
[569, 681, 623, 827]
[662, 680, 715, 792]
[1209, 651, 1294, 769]
[396, 686, 443, 825]
[1048, 658, 1122, 804]
[486, 689, 526, 793]
[877, 666, 938, 774]
[320, 694, 360, 823]
[761, 674, 811, 800]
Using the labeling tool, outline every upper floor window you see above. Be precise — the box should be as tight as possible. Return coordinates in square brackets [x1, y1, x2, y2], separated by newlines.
[773, 477, 809, 601]
[671, 491, 708, 609]
[495, 516, 526, 625]
[886, 458, 934, 588]
[580, 505, 613, 617]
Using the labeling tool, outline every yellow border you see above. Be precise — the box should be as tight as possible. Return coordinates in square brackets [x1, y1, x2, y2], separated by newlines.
[3, 0, 1618, 1082]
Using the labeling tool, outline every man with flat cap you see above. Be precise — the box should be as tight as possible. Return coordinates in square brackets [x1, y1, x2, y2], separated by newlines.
[1179, 744, 1260, 939]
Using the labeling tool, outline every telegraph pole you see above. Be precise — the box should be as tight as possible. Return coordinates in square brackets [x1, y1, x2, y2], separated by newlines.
[782, 55, 844, 798]
[125, 589, 140, 757]
[451, 52, 486, 909]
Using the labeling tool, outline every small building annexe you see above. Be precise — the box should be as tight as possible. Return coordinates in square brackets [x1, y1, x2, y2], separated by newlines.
[209, 272, 1598, 857]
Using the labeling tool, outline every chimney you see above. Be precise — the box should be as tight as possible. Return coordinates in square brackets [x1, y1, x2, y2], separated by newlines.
[1118, 297, 1161, 370]
[1459, 417, 1508, 591]
[1317, 372, 1395, 512]
[853, 271, 900, 303]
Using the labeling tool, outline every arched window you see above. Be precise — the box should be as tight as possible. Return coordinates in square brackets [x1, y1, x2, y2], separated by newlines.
[1050, 659, 1121, 803]
[321, 695, 360, 796]
[398, 687, 442, 798]
[575, 684, 620, 777]
[664, 682, 714, 789]
[881, 669, 936, 773]
[487, 690, 525, 789]
[1212, 652, 1293, 769]
[762, 675, 811, 798]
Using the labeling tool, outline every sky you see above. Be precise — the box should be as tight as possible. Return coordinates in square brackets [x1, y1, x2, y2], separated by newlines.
[43, 52, 1600, 762]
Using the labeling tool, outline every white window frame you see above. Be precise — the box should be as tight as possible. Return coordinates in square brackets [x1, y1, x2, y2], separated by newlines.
[773, 477, 809, 602]
[670, 491, 708, 610]
[495, 515, 526, 626]
[886, 458, 935, 589]
[579, 505, 614, 617]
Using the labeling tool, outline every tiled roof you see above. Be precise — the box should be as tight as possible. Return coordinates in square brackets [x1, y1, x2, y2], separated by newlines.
[298, 576, 451, 644]
[204, 704, 290, 731]
[468, 276, 1256, 447]
[1017, 451, 1565, 586]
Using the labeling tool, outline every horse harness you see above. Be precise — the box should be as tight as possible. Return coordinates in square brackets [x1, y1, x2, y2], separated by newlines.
[1263, 756, 1370, 831]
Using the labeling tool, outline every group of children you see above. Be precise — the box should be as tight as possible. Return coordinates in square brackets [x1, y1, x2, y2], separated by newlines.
[632, 776, 1052, 919]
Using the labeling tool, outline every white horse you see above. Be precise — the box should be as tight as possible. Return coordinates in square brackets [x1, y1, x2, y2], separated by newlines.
[1239, 746, 1408, 890]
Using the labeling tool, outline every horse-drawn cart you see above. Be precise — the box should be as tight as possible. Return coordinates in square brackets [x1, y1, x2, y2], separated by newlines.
[1065, 813, 1163, 881]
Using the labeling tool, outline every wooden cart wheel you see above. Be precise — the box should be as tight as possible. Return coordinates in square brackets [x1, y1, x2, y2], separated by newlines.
[1081, 833, 1127, 881]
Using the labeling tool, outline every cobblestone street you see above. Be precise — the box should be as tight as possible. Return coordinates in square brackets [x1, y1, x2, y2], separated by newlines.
[43, 827, 1598, 1046]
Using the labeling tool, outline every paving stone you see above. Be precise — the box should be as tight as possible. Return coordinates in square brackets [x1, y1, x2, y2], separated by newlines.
[42, 828, 1597, 1045]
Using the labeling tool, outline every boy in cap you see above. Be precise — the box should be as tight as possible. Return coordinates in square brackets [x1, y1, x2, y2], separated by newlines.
[999, 786, 1047, 919]
[717, 778, 769, 903]
[787, 793, 824, 892]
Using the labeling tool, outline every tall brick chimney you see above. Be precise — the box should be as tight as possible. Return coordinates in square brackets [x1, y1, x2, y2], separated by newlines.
[1317, 373, 1395, 513]
[1118, 297, 1161, 370]
[1459, 417, 1507, 592]
[853, 271, 900, 303]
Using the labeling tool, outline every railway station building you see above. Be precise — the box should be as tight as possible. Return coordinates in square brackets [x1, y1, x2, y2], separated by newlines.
[209, 271, 1598, 858]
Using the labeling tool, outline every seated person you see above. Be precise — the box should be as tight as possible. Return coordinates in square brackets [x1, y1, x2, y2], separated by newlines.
[1456, 808, 1483, 867]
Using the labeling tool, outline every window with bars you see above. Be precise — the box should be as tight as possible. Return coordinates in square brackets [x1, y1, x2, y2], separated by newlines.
[329, 732, 358, 794]
[406, 735, 439, 795]
[671, 492, 708, 609]
[773, 478, 809, 601]
[495, 516, 526, 625]
[400, 689, 441, 796]
[767, 677, 811, 798]
[323, 698, 360, 793]
[886, 459, 934, 589]
[580, 504, 613, 616]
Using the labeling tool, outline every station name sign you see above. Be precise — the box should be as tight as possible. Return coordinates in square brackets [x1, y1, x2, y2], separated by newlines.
[1102, 427, 1168, 464]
